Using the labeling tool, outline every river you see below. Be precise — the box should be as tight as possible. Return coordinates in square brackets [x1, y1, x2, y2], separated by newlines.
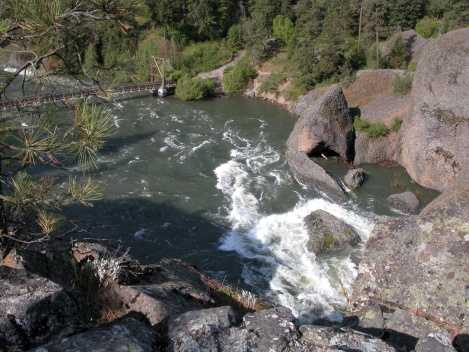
[1, 78, 438, 323]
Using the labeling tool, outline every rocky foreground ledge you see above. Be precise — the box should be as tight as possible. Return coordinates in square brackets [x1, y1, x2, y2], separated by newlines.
[1, 203, 468, 352]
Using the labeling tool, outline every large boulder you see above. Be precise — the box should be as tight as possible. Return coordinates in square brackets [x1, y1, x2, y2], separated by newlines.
[167, 306, 298, 352]
[342, 168, 366, 190]
[0, 266, 89, 352]
[350, 202, 469, 351]
[286, 85, 351, 203]
[421, 170, 469, 215]
[387, 191, 420, 214]
[304, 210, 360, 253]
[401, 28, 469, 191]
[286, 152, 348, 203]
[353, 131, 400, 165]
[290, 85, 354, 161]
[115, 258, 215, 326]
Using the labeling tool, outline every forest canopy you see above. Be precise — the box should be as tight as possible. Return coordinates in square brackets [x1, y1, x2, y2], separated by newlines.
[1, 0, 468, 94]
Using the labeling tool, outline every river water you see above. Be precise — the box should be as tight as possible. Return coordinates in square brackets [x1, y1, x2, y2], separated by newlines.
[1, 75, 438, 323]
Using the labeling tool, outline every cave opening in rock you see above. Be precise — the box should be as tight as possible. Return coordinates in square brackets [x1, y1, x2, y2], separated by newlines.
[307, 142, 341, 159]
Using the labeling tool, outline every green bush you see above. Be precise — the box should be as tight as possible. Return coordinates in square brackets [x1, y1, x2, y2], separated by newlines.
[225, 25, 245, 51]
[415, 17, 441, 39]
[175, 75, 216, 100]
[354, 117, 389, 138]
[388, 36, 408, 69]
[222, 58, 257, 95]
[391, 116, 403, 132]
[393, 74, 413, 95]
[258, 73, 286, 94]
[174, 41, 233, 75]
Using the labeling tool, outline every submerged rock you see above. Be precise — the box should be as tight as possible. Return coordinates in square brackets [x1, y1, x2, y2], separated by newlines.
[350, 202, 469, 350]
[342, 168, 366, 190]
[304, 210, 360, 253]
[387, 191, 420, 214]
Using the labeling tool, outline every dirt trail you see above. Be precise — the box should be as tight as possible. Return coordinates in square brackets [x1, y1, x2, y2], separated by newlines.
[197, 51, 246, 81]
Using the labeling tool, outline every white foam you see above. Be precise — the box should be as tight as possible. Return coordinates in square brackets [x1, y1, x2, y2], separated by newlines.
[216, 152, 376, 322]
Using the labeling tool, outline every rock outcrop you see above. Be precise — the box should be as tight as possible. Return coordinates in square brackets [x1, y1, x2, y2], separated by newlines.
[28, 317, 160, 352]
[401, 28, 469, 191]
[286, 85, 352, 203]
[387, 191, 421, 214]
[0, 266, 89, 352]
[290, 85, 354, 161]
[304, 210, 360, 253]
[350, 202, 469, 351]
[342, 168, 366, 190]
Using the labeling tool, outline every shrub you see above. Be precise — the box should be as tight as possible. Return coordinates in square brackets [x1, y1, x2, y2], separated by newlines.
[391, 116, 403, 132]
[258, 73, 286, 94]
[174, 41, 233, 74]
[415, 17, 441, 39]
[222, 58, 257, 95]
[393, 74, 413, 95]
[354, 117, 389, 138]
[388, 36, 408, 69]
[176, 75, 216, 100]
[225, 25, 245, 51]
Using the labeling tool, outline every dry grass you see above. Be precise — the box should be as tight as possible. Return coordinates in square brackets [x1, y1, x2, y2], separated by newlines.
[201, 276, 273, 316]
[71, 256, 127, 326]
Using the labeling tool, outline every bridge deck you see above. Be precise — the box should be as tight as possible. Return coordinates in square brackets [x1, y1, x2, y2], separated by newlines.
[0, 82, 172, 108]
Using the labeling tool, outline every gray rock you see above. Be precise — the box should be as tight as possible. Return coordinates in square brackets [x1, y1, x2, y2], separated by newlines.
[354, 132, 400, 166]
[421, 170, 469, 215]
[286, 85, 352, 203]
[28, 317, 159, 352]
[296, 325, 399, 352]
[0, 267, 89, 352]
[414, 333, 456, 352]
[167, 306, 298, 352]
[242, 307, 298, 352]
[342, 168, 366, 190]
[115, 258, 214, 326]
[387, 191, 420, 214]
[286, 151, 348, 203]
[401, 28, 469, 191]
[304, 210, 360, 253]
[291, 85, 354, 161]
[350, 203, 469, 350]
[167, 306, 238, 352]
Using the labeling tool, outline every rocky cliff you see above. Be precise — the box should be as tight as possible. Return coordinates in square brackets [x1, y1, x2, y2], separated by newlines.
[401, 28, 469, 192]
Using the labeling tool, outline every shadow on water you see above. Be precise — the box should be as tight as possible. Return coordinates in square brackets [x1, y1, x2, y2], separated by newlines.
[61, 196, 250, 286]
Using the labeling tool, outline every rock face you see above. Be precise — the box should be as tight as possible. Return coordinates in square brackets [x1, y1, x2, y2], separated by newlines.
[286, 85, 352, 203]
[0, 266, 89, 352]
[291, 85, 354, 161]
[387, 191, 420, 214]
[401, 28, 469, 191]
[304, 210, 360, 253]
[28, 317, 160, 352]
[286, 152, 348, 203]
[421, 170, 469, 215]
[342, 168, 366, 190]
[350, 203, 469, 350]
[353, 132, 400, 166]
[115, 258, 215, 326]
